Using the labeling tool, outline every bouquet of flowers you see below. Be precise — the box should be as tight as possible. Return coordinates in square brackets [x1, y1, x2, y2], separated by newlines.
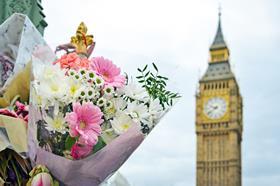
[27, 22, 180, 185]
[0, 101, 31, 185]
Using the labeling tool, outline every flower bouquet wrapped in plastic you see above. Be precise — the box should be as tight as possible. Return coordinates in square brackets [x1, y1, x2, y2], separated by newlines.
[28, 22, 180, 185]
[0, 13, 53, 185]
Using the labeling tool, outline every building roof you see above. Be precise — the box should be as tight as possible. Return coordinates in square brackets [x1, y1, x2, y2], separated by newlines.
[200, 61, 234, 82]
[210, 13, 227, 50]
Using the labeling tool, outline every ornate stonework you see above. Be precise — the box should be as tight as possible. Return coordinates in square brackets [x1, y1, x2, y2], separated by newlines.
[196, 14, 243, 186]
[0, 0, 47, 35]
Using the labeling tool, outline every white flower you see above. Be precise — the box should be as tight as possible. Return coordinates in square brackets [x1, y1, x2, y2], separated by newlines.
[44, 113, 67, 133]
[103, 85, 114, 98]
[67, 79, 81, 99]
[34, 63, 65, 82]
[78, 69, 87, 78]
[104, 101, 115, 119]
[147, 98, 165, 126]
[149, 98, 164, 117]
[34, 64, 69, 103]
[94, 76, 104, 88]
[112, 97, 127, 111]
[125, 101, 149, 122]
[120, 81, 149, 101]
[97, 97, 106, 107]
[68, 69, 77, 77]
[86, 70, 97, 81]
[105, 100, 113, 110]
[111, 111, 134, 135]
[36, 79, 68, 102]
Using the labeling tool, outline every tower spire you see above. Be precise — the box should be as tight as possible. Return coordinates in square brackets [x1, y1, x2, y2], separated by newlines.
[210, 6, 227, 50]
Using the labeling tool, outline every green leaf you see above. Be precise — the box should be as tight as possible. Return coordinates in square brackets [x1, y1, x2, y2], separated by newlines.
[93, 137, 106, 154]
[137, 68, 142, 72]
[65, 136, 76, 150]
[157, 75, 168, 80]
[144, 71, 150, 77]
[142, 64, 148, 72]
[136, 76, 143, 79]
[152, 63, 158, 71]
[138, 80, 145, 83]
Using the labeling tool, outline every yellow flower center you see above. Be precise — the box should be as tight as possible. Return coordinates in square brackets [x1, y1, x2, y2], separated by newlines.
[50, 84, 59, 92]
[70, 85, 78, 96]
[80, 121, 86, 129]
[53, 118, 63, 129]
[122, 123, 130, 130]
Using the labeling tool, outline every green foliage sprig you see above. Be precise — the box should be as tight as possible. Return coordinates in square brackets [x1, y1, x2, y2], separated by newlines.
[137, 63, 180, 107]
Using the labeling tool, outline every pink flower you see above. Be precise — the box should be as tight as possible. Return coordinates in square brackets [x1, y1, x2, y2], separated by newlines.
[65, 102, 103, 146]
[53, 52, 90, 70]
[90, 57, 126, 88]
[0, 108, 18, 118]
[0, 101, 28, 122]
[15, 101, 28, 122]
[31, 172, 52, 186]
[71, 142, 93, 160]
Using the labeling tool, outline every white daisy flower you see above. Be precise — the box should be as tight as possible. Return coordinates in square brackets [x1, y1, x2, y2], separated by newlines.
[68, 69, 77, 77]
[97, 97, 106, 107]
[78, 69, 87, 78]
[125, 101, 149, 122]
[119, 81, 149, 102]
[44, 113, 67, 134]
[112, 97, 127, 111]
[73, 73, 82, 81]
[86, 70, 97, 81]
[103, 85, 114, 98]
[78, 89, 87, 99]
[94, 76, 105, 88]
[67, 79, 81, 99]
[148, 98, 164, 119]
[105, 100, 113, 110]
[111, 111, 134, 135]
[86, 89, 96, 100]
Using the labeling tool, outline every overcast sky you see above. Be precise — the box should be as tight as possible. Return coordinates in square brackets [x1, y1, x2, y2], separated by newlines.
[42, 0, 280, 185]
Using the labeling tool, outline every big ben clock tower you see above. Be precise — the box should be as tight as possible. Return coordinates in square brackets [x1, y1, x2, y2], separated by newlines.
[196, 12, 243, 186]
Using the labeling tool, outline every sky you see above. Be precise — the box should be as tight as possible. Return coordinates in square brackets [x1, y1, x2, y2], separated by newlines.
[42, 0, 280, 185]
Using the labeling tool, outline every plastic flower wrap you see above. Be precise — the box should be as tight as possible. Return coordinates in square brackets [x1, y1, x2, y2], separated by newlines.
[28, 22, 180, 185]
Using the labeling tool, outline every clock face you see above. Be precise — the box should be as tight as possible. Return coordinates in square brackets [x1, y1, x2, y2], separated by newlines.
[204, 97, 227, 119]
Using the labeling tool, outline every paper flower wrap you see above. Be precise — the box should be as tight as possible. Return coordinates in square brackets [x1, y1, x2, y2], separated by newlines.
[0, 13, 48, 108]
[27, 22, 180, 185]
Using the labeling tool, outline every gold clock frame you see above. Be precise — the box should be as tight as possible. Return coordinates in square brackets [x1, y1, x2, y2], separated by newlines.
[201, 90, 230, 122]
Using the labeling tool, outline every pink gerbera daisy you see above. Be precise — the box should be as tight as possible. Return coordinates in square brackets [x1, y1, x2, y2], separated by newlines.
[65, 102, 103, 146]
[90, 57, 126, 88]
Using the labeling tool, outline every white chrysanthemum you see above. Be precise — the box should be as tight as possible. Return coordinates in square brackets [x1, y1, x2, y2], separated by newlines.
[103, 85, 114, 98]
[125, 101, 149, 122]
[97, 97, 106, 107]
[105, 100, 113, 110]
[119, 82, 149, 101]
[104, 101, 115, 119]
[86, 70, 97, 81]
[44, 113, 67, 133]
[78, 69, 87, 78]
[36, 79, 69, 102]
[67, 79, 82, 99]
[68, 69, 77, 77]
[111, 111, 134, 135]
[94, 76, 105, 88]
[34, 63, 65, 82]
[34, 64, 70, 103]
[147, 98, 164, 125]
[86, 88, 99, 100]
[112, 97, 127, 111]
